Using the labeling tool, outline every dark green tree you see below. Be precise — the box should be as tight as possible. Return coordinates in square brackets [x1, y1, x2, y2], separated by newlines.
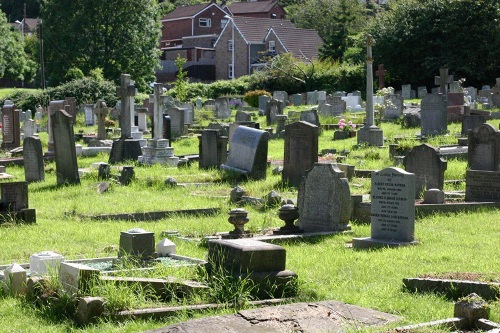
[370, 0, 500, 87]
[0, 8, 36, 81]
[0, 0, 41, 22]
[40, 0, 161, 91]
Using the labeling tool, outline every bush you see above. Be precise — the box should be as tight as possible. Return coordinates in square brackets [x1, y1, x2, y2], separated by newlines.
[243, 90, 272, 107]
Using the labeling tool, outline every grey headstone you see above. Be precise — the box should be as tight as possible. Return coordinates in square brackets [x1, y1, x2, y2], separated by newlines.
[331, 96, 346, 115]
[22, 119, 37, 138]
[296, 163, 351, 232]
[282, 121, 319, 187]
[467, 123, 500, 171]
[84, 104, 95, 126]
[199, 129, 228, 169]
[118, 228, 155, 260]
[384, 94, 404, 119]
[167, 107, 185, 138]
[1, 104, 21, 149]
[51, 110, 80, 185]
[306, 91, 318, 105]
[258, 95, 271, 115]
[401, 84, 411, 100]
[291, 93, 304, 106]
[300, 109, 320, 126]
[272, 91, 288, 108]
[420, 94, 447, 136]
[417, 86, 428, 98]
[23, 137, 44, 183]
[266, 99, 282, 125]
[215, 97, 231, 119]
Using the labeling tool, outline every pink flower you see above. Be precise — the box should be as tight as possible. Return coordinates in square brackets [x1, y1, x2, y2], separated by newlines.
[339, 125, 344, 129]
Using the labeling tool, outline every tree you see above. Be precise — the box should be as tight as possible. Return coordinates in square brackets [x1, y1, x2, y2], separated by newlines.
[0, 0, 41, 22]
[0, 9, 36, 82]
[40, 0, 161, 91]
[370, 0, 500, 87]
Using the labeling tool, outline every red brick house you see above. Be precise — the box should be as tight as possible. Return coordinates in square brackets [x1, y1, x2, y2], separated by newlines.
[214, 16, 323, 80]
[225, 0, 286, 20]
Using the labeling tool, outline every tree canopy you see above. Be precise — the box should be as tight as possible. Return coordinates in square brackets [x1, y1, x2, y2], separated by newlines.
[369, 0, 500, 87]
[40, 0, 161, 90]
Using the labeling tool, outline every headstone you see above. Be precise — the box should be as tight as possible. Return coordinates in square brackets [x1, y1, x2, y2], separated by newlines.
[1, 104, 21, 149]
[59, 262, 100, 295]
[417, 86, 428, 98]
[461, 115, 486, 136]
[258, 95, 271, 115]
[118, 228, 156, 260]
[318, 103, 334, 117]
[156, 238, 176, 257]
[235, 110, 252, 122]
[467, 123, 500, 171]
[195, 98, 203, 110]
[29, 251, 65, 276]
[22, 119, 37, 138]
[375, 64, 386, 89]
[306, 91, 318, 105]
[434, 67, 454, 95]
[215, 97, 231, 119]
[384, 94, 404, 119]
[353, 167, 417, 248]
[275, 114, 288, 134]
[64, 97, 77, 120]
[449, 81, 461, 93]
[116, 74, 137, 138]
[83, 104, 95, 126]
[465, 169, 500, 202]
[93, 100, 109, 140]
[266, 98, 282, 125]
[300, 109, 320, 126]
[25, 109, 32, 120]
[23, 137, 44, 183]
[282, 121, 319, 187]
[1, 181, 29, 212]
[420, 94, 447, 136]
[317, 91, 327, 104]
[331, 96, 346, 115]
[352, 90, 362, 97]
[296, 163, 351, 232]
[203, 99, 216, 111]
[198, 129, 228, 169]
[464, 87, 477, 102]
[341, 96, 363, 111]
[228, 122, 259, 143]
[291, 93, 304, 106]
[220, 126, 270, 180]
[273, 91, 288, 108]
[447, 92, 464, 106]
[51, 110, 80, 185]
[168, 107, 185, 138]
[401, 84, 411, 100]
[403, 144, 447, 198]
[182, 102, 194, 125]
[136, 107, 148, 132]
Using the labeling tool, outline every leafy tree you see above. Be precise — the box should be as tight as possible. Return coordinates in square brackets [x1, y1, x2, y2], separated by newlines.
[40, 0, 161, 91]
[173, 55, 188, 102]
[0, 0, 41, 22]
[0, 8, 36, 81]
[370, 0, 500, 87]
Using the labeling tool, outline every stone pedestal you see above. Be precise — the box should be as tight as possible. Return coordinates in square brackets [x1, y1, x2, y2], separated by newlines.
[138, 139, 179, 166]
[357, 126, 384, 146]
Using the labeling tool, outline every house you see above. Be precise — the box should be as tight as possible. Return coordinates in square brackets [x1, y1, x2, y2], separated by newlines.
[158, 2, 230, 81]
[214, 16, 323, 80]
[225, 0, 286, 20]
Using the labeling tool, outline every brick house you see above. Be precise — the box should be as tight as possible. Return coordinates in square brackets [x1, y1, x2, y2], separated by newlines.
[214, 16, 323, 80]
[158, 2, 230, 81]
[225, 0, 286, 19]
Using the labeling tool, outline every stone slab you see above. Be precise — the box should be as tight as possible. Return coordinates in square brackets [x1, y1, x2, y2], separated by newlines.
[144, 300, 400, 333]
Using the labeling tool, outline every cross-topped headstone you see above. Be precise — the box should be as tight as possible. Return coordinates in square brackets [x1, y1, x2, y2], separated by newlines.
[93, 100, 109, 140]
[364, 34, 376, 128]
[116, 74, 137, 139]
[434, 67, 454, 95]
[149, 83, 169, 140]
[375, 64, 386, 89]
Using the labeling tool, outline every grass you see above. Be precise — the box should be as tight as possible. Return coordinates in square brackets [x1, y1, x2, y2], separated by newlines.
[0, 106, 499, 332]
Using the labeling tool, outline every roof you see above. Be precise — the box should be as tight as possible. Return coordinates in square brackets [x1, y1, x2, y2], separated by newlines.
[232, 16, 294, 44]
[267, 26, 323, 60]
[228, 0, 279, 15]
[161, 3, 228, 21]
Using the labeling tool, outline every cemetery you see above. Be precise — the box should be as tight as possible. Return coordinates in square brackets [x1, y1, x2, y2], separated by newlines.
[1, 70, 500, 332]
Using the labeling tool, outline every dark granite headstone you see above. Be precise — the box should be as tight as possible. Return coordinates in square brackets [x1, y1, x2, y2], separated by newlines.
[1, 181, 28, 212]
[421, 94, 447, 136]
[1, 104, 21, 149]
[282, 121, 319, 187]
[461, 115, 486, 136]
[467, 123, 500, 171]
[167, 107, 185, 138]
[300, 109, 320, 126]
[51, 110, 80, 185]
[118, 228, 155, 260]
[198, 129, 228, 169]
[266, 99, 282, 126]
[23, 137, 44, 183]
[403, 144, 447, 198]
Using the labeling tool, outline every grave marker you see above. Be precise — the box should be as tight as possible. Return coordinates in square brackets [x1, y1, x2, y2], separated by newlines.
[1, 104, 21, 149]
[215, 97, 231, 119]
[51, 110, 80, 185]
[421, 94, 447, 136]
[375, 64, 386, 89]
[23, 137, 44, 183]
[93, 100, 109, 140]
[116, 74, 137, 138]
[198, 129, 228, 169]
[434, 67, 454, 95]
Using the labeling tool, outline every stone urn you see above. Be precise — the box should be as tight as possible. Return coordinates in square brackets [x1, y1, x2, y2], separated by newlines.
[227, 208, 250, 238]
[274, 204, 303, 234]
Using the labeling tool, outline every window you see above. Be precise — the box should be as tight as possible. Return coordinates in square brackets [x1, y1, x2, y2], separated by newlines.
[228, 40, 234, 51]
[269, 40, 276, 52]
[228, 64, 233, 79]
[221, 18, 228, 29]
[199, 18, 211, 27]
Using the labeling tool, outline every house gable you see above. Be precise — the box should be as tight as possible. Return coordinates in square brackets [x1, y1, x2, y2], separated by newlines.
[265, 26, 323, 61]
[228, 0, 286, 19]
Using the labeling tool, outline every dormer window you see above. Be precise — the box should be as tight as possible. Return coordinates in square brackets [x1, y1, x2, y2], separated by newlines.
[269, 40, 276, 52]
[199, 18, 211, 27]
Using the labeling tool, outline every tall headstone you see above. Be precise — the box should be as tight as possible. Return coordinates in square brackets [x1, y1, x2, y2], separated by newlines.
[150, 83, 168, 140]
[403, 144, 447, 198]
[116, 74, 137, 139]
[296, 163, 351, 232]
[331, 96, 346, 115]
[215, 97, 231, 119]
[168, 107, 185, 138]
[23, 137, 44, 183]
[51, 110, 80, 185]
[266, 99, 282, 125]
[221, 126, 270, 180]
[258, 95, 270, 115]
[1, 104, 21, 149]
[93, 100, 109, 140]
[434, 67, 454, 95]
[357, 34, 384, 146]
[198, 129, 228, 169]
[420, 94, 447, 136]
[401, 84, 411, 100]
[46, 100, 67, 158]
[375, 64, 386, 89]
[282, 121, 319, 187]
[353, 167, 417, 248]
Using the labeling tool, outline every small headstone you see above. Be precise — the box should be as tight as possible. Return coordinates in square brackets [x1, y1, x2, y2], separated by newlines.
[300, 109, 320, 126]
[119, 166, 135, 185]
[1, 104, 21, 149]
[275, 114, 288, 134]
[23, 137, 44, 183]
[423, 188, 445, 204]
[403, 144, 447, 198]
[401, 84, 411, 100]
[59, 262, 100, 295]
[198, 129, 228, 169]
[420, 94, 447, 136]
[384, 94, 404, 119]
[296, 163, 351, 232]
[215, 97, 231, 119]
[282, 121, 319, 187]
[96, 182, 109, 194]
[29, 251, 65, 276]
[51, 110, 80, 185]
[118, 228, 156, 260]
[353, 167, 417, 248]
[235, 110, 251, 122]
[84, 104, 95, 126]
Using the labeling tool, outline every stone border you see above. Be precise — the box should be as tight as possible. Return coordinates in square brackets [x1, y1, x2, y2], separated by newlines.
[73, 207, 221, 221]
[403, 277, 500, 300]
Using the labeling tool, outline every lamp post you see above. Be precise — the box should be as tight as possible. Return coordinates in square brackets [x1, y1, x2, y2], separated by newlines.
[15, 20, 24, 42]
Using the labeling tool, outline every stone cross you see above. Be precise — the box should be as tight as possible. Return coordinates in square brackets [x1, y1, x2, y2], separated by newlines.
[93, 100, 109, 140]
[365, 34, 376, 128]
[375, 64, 386, 90]
[434, 67, 454, 95]
[116, 74, 137, 139]
[149, 83, 170, 140]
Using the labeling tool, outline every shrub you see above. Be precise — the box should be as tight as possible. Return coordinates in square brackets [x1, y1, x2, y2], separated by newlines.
[49, 77, 118, 107]
[243, 90, 271, 107]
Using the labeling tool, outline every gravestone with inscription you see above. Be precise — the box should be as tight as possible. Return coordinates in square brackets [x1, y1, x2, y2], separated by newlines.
[168, 107, 185, 138]
[403, 144, 447, 198]
[23, 137, 44, 183]
[0, 181, 36, 223]
[353, 167, 417, 248]
[1, 104, 21, 149]
[51, 110, 80, 185]
[198, 129, 228, 169]
[215, 97, 231, 119]
[331, 96, 346, 115]
[221, 126, 270, 180]
[420, 94, 447, 136]
[296, 163, 351, 232]
[282, 121, 319, 187]
[401, 84, 411, 100]
[84, 104, 95, 126]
